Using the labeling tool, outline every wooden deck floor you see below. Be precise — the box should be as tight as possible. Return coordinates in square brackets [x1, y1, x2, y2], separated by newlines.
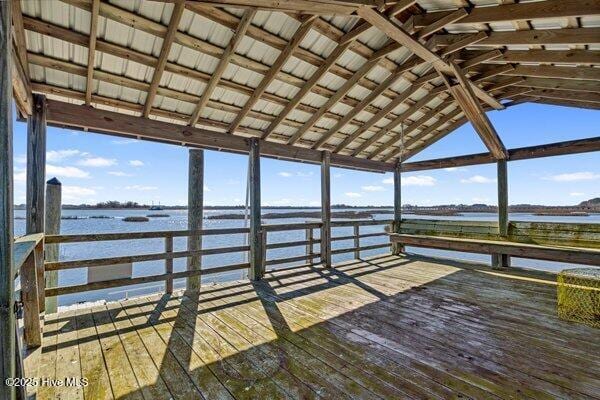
[28, 254, 600, 400]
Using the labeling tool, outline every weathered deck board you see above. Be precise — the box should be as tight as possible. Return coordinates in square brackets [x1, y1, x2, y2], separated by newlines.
[30, 254, 600, 400]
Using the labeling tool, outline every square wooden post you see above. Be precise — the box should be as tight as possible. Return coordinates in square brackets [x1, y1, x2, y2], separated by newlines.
[249, 138, 263, 280]
[392, 161, 404, 255]
[321, 151, 332, 267]
[492, 159, 510, 268]
[1, 1, 16, 398]
[26, 94, 47, 313]
[44, 178, 61, 313]
[187, 149, 204, 292]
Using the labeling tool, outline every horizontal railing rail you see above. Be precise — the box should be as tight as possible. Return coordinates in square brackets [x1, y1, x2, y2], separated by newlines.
[329, 219, 393, 258]
[260, 222, 323, 270]
[45, 227, 250, 243]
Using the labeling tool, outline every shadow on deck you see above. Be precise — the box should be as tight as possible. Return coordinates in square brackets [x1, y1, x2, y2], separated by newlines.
[29, 254, 600, 400]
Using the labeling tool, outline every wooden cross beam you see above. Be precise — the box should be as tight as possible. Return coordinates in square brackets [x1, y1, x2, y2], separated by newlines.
[413, 0, 600, 28]
[184, 0, 380, 15]
[228, 15, 318, 135]
[85, 0, 99, 106]
[142, 0, 185, 118]
[188, 9, 256, 126]
[356, 7, 504, 111]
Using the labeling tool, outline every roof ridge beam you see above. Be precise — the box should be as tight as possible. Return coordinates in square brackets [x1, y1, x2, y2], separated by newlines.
[142, 0, 185, 118]
[188, 9, 256, 126]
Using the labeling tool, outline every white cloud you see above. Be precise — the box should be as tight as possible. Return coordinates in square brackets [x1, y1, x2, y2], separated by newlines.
[444, 167, 467, 172]
[108, 171, 133, 177]
[204, 185, 210, 192]
[129, 160, 145, 167]
[62, 185, 96, 201]
[362, 185, 385, 192]
[403, 175, 437, 186]
[460, 175, 495, 184]
[47, 165, 90, 178]
[345, 192, 362, 198]
[124, 185, 158, 191]
[569, 192, 586, 197]
[278, 172, 293, 177]
[382, 176, 393, 184]
[296, 171, 313, 178]
[15, 155, 27, 164]
[78, 157, 117, 167]
[47, 149, 80, 162]
[546, 172, 600, 182]
[14, 171, 26, 183]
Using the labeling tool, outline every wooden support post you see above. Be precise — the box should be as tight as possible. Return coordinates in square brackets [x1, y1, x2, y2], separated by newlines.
[187, 149, 204, 292]
[249, 138, 262, 280]
[260, 230, 267, 276]
[20, 251, 41, 348]
[165, 236, 173, 294]
[492, 159, 510, 268]
[392, 162, 405, 255]
[26, 94, 47, 313]
[44, 178, 61, 313]
[353, 224, 360, 259]
[306, 226, 314, 265]
[1, 1, 16, 397]
[321, 151, 332, 267]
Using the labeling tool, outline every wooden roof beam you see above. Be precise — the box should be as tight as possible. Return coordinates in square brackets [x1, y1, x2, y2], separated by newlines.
[142, 0, 185, 118]
[188, 9, 256, 126]
[183, 0, 378, 15]
[356, 7, 504, 111]
[228, 15, 318, 135]
[466, 49, 600, 66]
[413, 0, 600, 27]
[516, 77, 600, 93]
[397, 115, 468, 161]
[455, 27, 600, 47]
[444, 62, 507, 160]
[10, 0, 32, 115]
[533, 98, 600, 111]
[44, 100, 395, 172]
[286, 40, 401, 145]
[84, 0, 99, 106]
[503, 65, 600, 82]
[528, 89, 600, 105]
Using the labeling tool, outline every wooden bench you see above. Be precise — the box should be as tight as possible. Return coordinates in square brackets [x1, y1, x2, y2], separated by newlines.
[390, 219, 600, 266]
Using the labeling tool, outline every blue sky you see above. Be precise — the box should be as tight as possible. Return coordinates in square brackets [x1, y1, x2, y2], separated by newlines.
[11, 102, 599, 207]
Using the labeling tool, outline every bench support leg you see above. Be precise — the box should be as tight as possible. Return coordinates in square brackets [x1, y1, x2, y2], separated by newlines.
[492, 254, 511, 269]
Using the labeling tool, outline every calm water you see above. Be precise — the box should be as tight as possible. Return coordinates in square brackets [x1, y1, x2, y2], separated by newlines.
[13, 209, 599, 307]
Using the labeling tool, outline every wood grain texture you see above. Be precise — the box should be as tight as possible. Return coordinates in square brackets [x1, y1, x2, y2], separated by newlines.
[321, 151, 332, 267]
[30, 253, 600, 400]
[249, 138, 262, 280]
[187, 149, 204, 291]
[0, 1, 15, 397]
[44, 179, 61, 313]
[26, 94, 47, 234]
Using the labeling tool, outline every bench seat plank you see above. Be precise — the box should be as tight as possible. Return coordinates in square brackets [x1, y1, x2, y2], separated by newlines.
[390, 233, 600, 266]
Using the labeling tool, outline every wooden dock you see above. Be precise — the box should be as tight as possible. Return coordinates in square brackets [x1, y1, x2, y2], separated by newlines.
[28, 254, 600, 400]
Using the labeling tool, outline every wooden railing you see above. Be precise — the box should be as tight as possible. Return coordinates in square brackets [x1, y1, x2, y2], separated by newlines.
[330, 219, 393, 257]
[261, 222, 323, 271]
[13, 233, 44, 349]
[44, 227, 251, 297]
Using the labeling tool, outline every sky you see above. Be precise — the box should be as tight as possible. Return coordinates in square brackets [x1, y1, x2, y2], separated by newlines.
[11, 102, 600, 207]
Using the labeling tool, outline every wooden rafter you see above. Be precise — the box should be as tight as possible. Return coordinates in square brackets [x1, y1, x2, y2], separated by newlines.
[503, 65, 600, 82]
[228, 15, 318, 134]
[445, 27, 600, 47]
[356, 7, 504, 111]
[85, 0, 99, 106]
[516, 77, 600, 93]
[467, 50, 600, 66]
[142, 0, 185, 118]
[184, 0, 379, 15]
[443, 62, 507, 159]
[261, 40, 354, 140]
[188, 9, 256, 126]
[528, 89, 600, 105]
[286, 41, 401, 145]
[413, 0, 599, 27]
[367, 100, 455, 160]
[10, 0, 32, 115]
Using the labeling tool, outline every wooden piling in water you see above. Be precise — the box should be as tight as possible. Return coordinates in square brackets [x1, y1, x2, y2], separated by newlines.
[187, 149, 204, 291]
[44, 178, 61, 313]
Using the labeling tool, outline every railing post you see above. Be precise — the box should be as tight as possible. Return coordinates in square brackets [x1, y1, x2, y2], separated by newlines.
[249, 138, 263, 280]
[165, 236, 173, 294]
[321, 151, 332, 267]
[187, 149, 204, 292]
[493, 159, 510, 268]
[353, 224, 360, 259]
[1, 2, 16, 397]
[306, 226, 314, 265]
[44, 178, 61, 313]
[260, 230, 267, 276]
[20, 251, 41, 348]
[392, 161, 404, 255]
